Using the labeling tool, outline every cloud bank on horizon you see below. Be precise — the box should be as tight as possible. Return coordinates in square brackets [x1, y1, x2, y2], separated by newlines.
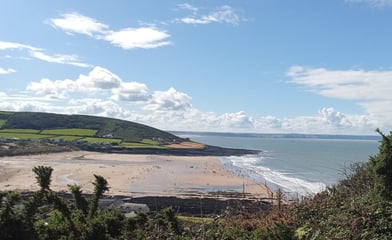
[1, 1, 392, 135]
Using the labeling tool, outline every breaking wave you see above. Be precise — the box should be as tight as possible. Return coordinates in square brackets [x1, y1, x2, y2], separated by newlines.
[219, 154, 326, 199]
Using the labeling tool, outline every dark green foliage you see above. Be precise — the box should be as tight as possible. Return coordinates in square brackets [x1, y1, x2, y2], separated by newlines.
[0, 191, 35, 239]
[370, 129, 392, 200]
[89, 174, 109, 218]
[295, 130, 392, 239]
[32, 166, 53, 191]
[68, 184, 88, 214]
[0, 111, 12, 120]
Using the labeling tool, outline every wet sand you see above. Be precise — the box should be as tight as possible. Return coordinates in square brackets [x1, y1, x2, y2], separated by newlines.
[0, 151, 272, 198]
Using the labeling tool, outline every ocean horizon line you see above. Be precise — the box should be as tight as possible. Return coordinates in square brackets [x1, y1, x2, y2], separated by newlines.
[170, 131, 381, 141]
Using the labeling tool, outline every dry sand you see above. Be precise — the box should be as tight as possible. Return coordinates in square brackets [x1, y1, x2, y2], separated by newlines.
[0, 151, 272, 198]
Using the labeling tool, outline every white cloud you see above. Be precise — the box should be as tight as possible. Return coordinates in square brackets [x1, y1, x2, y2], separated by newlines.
[64, 98, 131, 119]
[27, 66, 150, 102]
[318, 107, 353, 127]
[219, 111, 254, 129]
[288, 66, 392, 127]
[112, 82, 149, 101]
[178, 5, 242, 25]
[26, 78, 75, 99]
[145, 87, 192, 111]
[30, 51, 91, 68]
[177, 3, 199, 12]
[0, 67, 15, 74]
[49, 13, 171, 50]
[0, 97, 62, 113]
[0, 41, 90, 67]
[4, 65, 379, 134]
[80, 66, 122, 89]
[49, 12, 108, 36]
[0, 41, 40, 51]
[104, 28, 170, 49]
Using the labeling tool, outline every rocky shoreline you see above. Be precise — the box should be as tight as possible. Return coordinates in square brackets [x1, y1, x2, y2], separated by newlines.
[109, 144, 261, 156]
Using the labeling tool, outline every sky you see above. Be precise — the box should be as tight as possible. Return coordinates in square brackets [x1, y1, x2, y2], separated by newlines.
[1, 0, 392, 135]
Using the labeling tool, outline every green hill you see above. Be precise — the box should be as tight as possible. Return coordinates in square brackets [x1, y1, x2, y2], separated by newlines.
[0, 111, 182, 144]
[0, 111, 261, 156]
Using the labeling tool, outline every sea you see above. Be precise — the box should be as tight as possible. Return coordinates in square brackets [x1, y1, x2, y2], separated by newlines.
[173, 132, 380, 199]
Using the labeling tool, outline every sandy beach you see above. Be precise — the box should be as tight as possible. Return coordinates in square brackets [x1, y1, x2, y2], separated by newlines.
[0, 151, 272, 198]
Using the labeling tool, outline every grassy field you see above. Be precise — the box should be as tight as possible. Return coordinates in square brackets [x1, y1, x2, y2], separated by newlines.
[0, 132, 52, 139]
[0, 128, 167, 148]
[81, 137, 122, 144]
[141, 139, 161, 145]
[0, 128, 40, 133]
[41, 128, 97, 136]
[119, 142, 167, 149]
[49, 136, 83, 141]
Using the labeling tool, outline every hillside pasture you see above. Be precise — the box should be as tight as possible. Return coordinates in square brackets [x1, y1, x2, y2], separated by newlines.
[48, 136, 83, 141]
[119, 142, 167, 149]
[0, 132, 52, 139]
[41, 128, 97, 136]
[81, 137, 122, 144]
[0, 128, 40, 133]
[166, 141, 205, 149]
[141, 138, 161, 145]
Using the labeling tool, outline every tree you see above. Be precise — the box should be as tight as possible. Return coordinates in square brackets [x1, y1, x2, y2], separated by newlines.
[68, 184, 89, 215]
[89, 174, 109, 218]
[370, 129, 392, 200]
[32, 166, 53, 192]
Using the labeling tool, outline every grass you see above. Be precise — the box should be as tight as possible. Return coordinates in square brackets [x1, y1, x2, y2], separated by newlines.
[0, 119, 6, 128]
[166, 141, 205, 149]
[49, 136, 83, 141]
[0, 128, 40, 133]
[119, 142, 167, 149]
[178, 216, 214, 224]
[41, 128, 97, 136]
[141, 138, 161, 145]
[0, 132, 52, 139]
[81, 137, 122, 144]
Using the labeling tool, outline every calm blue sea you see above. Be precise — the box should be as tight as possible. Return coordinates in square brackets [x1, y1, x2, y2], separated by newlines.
[174, 132, 380, 198]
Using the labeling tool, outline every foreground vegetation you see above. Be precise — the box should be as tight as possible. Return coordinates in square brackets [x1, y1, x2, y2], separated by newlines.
[1, 129, 392, 239]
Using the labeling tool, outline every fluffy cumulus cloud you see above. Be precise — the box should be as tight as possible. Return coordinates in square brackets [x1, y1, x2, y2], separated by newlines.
[177, 5, 242, 25]
[112, 82, 149, 101]
[0, 41, 90, 67]
[0, 95, 63, 113]
[27, 66, 149, 101]
[49, 12, 170, 50]
[145, 87, 191, 111]
[64, 98, 131, 119]
[3, 65, 379, 134]
[288, 66, 391, 128]
[81, 66, 121, 89]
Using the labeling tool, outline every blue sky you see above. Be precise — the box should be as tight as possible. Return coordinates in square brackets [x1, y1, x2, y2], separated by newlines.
[1, 0, 392, 134]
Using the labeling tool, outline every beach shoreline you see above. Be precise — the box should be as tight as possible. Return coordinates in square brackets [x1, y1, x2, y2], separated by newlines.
[0, 151, 272, 199]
